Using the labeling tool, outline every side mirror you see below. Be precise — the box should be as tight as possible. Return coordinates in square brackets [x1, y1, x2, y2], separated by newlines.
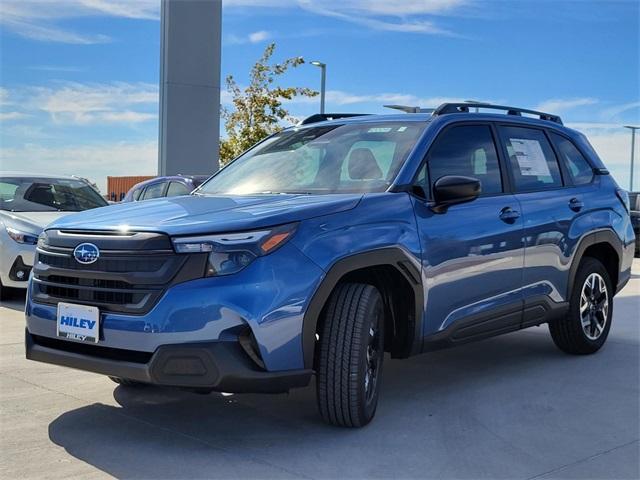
[432, 175, 481, 212]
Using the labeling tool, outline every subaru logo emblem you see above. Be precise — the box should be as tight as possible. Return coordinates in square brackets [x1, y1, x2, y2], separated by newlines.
[73, 243, 99, 265]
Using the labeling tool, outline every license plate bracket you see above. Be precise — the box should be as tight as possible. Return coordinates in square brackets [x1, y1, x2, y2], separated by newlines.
[56, 302, 100, 343]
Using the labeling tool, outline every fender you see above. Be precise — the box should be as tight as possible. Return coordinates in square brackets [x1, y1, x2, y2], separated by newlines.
[566, 229, 623, 299]
[301, 247, 424, 369]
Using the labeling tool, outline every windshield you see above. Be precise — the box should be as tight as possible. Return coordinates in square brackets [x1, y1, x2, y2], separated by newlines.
[198, 122, 426, 195]
[0, 177, 108, 212]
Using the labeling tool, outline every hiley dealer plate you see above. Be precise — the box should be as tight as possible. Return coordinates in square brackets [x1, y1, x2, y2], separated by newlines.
[57, 302, 100, 343]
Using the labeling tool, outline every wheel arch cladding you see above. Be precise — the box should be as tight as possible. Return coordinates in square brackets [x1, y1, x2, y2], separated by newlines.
[301, 247, 423, 369]
[568, 230, 622, 299]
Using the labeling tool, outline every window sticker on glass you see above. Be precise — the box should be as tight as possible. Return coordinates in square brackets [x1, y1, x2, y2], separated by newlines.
[510, 138, 551, 176]
[368, 127, 392, 133]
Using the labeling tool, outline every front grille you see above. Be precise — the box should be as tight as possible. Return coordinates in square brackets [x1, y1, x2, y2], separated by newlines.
[38, 253, 165, 272]
[31, 230, 207, 315]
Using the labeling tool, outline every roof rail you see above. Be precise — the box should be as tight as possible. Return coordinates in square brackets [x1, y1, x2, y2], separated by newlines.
[384, 104, 435, 114]
[298, 113, 369, 125]
[433, 102, 563, 125]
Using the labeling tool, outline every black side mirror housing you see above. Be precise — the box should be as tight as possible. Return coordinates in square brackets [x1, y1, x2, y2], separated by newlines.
[432, 175, 481, 213]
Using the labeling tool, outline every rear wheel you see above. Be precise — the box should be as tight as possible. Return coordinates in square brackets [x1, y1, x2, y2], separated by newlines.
[549, 257, 613, 354]
[316, 283, 385, 427]
[109, 376, 146, 387]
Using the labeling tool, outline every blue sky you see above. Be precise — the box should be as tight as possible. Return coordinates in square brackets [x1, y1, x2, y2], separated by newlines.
[1, 0, 638, 192]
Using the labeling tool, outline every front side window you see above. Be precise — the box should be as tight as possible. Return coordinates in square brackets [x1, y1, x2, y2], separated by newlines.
[0, 177, 107, 212]
[166, 181, 191, 197]
[550, 133, 594, 185]
[427, 125, 503, 195]
[132, 188, 143, 201]
[141, 182, 167, 200]
[198, 122, 426, 195]
[499, 126, 563, 191]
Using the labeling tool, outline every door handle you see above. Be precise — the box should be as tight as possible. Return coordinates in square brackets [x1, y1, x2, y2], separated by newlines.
[499, 207, 520, 223]
[569, 197, 584, 212]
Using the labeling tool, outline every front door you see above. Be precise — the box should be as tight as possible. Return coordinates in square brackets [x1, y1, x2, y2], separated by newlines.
[412, 123, 525, 344]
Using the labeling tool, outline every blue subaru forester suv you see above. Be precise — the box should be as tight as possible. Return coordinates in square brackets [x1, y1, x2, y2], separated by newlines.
[26, 103, 635, 427]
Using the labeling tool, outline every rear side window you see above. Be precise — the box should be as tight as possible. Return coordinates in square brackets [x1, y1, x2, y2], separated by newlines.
[132, 188, 143, 201]
[141, 182, 167, 200]
[499, 126, 563, 191]
[549, 133, 594, 185]
[166, 181, 191, 197]
[427, 125, 503, 195]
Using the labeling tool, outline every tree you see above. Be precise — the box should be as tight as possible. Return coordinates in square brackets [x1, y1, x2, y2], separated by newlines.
[219, 43, 318, 165]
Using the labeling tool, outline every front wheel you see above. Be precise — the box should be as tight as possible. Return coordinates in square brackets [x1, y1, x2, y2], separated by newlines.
[549, 257, 613, 354]
[316, 283, 385, 428]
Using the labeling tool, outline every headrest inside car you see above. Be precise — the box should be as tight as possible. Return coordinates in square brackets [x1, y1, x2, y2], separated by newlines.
[348, 148, 383, 180]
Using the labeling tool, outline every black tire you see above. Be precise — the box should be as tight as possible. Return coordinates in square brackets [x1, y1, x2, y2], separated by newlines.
[316, 283, 385, 428]
[549, 257, 613, 355]
[109, 376, 145, 387]
[0, 282, 6, 301]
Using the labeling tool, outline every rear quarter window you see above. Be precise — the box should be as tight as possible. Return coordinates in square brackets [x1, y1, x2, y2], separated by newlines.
[549, 132, 594, 185]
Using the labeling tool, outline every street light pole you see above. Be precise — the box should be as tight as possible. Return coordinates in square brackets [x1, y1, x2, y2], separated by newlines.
[310, 61, 326, 114]
[624, 125, 639, 191]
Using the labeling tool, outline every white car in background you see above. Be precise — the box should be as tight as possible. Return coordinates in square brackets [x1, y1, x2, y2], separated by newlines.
[0, 173, 108, 299]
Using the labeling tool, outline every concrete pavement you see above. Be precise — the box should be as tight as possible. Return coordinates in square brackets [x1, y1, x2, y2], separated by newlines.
[1, 261, 639, 479]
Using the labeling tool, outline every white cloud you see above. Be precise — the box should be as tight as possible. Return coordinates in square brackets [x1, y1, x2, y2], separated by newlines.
[0, 0, 158, 44]
[226, 30, 273, 45]
[2, 82, 159, 125]
[0, 141, 158, 193]
[2, 0, 469, 44]
[28, 65, 86, 72]
[0, 112, 30, 121]
[248, 30, 271, 43]
[0, 82, 158, 129]
[0, 88, 11, 107]
[535, 98, 598, 113]
[297, 0, 462, 35]
[225, 0, 469, 36]
[282, 89, 468, 108]
[601, 101, 640, 122]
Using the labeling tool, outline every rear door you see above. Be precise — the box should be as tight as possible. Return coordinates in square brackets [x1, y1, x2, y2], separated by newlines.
[412, 123, 525, 343]
[496, 125, 593, 326]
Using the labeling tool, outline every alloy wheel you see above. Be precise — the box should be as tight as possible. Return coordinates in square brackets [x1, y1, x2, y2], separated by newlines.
[580, 272, 609, 341]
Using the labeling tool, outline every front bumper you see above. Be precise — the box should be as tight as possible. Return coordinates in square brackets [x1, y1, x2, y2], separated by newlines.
[25, 329, 312, 393]
[0, 241, 35, 288]
[27, 241, 325, 371]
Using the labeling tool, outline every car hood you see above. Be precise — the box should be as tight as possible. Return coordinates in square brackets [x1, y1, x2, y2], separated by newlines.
[0, 211, 75, 235]
[47, 194, 363, 236]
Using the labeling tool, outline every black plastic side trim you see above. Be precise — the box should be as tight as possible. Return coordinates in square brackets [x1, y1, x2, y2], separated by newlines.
[421, 296, 569, 352]
[301, 247, 423, 369]
[567, 229, 623, 298]
[422, 301, 523, 351]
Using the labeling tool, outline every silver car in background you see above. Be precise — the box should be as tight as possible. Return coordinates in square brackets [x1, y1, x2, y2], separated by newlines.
[0, 173, 108, 298]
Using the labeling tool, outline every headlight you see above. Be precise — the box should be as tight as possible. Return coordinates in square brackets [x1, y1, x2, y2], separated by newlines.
[5, 226, 38, 245]
[172, 223, 298, 277]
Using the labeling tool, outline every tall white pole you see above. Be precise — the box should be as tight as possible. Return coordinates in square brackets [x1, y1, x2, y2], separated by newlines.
[311, 61, 326, 115]
[320, 64, 326, 114]
[625, 126, 638, 191]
